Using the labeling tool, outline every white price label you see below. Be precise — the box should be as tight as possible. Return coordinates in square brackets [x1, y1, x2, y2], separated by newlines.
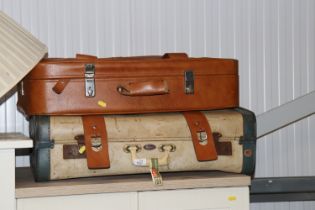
[133, 158, 147, 166]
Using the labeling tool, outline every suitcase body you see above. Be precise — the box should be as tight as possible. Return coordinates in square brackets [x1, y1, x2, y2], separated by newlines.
[30, 108, 256, 181]
[18, 53, 238, 116]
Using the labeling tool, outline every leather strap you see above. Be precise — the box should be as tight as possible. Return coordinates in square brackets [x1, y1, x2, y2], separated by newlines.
[82, 116, 110, 169]
[183, 111, 218, 161]
[52, 79, 70, 94]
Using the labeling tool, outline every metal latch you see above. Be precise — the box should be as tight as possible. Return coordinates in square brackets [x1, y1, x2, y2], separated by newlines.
[91, 136, 102, 152]
[184, 70, 194, 94]
[197, 131, 208, 145]
[85, 64, 95, 97]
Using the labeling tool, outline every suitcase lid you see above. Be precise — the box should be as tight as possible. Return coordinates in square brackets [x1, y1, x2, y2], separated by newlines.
[24, 54, 238, 80]
[0, 11, 47, 98]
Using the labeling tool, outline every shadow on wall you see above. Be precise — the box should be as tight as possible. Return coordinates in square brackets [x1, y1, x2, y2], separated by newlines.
[0, 87, 17, 106]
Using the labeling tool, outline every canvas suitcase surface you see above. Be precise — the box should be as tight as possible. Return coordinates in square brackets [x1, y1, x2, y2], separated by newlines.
[18, 53, 238, 116]
[30, 108, 255, 181]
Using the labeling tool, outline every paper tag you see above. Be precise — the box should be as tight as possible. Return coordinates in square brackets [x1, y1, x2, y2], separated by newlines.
[97, 100, 107, 108]
[78, 145, 86, 154]
[150, 158, 162, 186]
[133, 158, 147, 166]
[228, 196, 237, 201]
[150, 168, 163, 186]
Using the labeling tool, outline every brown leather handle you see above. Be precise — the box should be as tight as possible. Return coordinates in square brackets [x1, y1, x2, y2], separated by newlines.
[52, 79, 70, 94]
[75, 53, 188, 60]
[117, 80, 169, 96]
[162, 53, 188, 59]
[76, 54, 98, 59]
[75, 53, 187, 60]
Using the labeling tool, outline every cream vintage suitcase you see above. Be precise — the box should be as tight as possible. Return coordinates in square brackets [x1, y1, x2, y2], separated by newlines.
[30, 108, 256, 181]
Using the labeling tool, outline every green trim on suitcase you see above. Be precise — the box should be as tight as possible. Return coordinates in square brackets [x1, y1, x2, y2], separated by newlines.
[29, 116, 51, 181]
[235, 107, 257, 175]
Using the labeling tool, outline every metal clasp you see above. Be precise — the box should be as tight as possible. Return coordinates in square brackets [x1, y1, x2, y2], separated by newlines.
[123, 144, 142, 153]
[85, 64, 95, 97]
[91, 136, 102, 152]
[197, 131, 208, 145]
[158, 144, 176, 152]
[184, 70, 194, 94]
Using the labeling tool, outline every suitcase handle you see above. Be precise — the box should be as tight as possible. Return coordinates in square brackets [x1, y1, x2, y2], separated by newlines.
[125, 145, 173, 167]
[76, 54, 98, 59]
[162, 53, 188, 59]
[117, 80, 169, 96]
[75, 53, 187, 60]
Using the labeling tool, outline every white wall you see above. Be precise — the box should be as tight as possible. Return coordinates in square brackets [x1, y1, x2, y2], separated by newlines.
[0, 0, 314, 209]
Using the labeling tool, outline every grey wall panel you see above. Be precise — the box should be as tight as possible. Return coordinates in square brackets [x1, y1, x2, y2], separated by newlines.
[0, 0, 314, 208]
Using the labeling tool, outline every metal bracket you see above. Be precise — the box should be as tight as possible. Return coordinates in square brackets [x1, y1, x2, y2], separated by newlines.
[251, 176, 315, 202]
[256, 90, 315, 138]
[34, 140, 55, 150]
[184, 70, 194, 94]
[85, 64, 95, 97]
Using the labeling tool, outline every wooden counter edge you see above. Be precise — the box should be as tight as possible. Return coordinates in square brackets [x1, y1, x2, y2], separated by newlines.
[0, 133, 32, 149]
[16, 168, 250, 198]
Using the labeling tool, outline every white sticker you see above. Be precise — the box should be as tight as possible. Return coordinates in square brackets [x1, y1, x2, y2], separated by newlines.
[133, 158, 147, 166]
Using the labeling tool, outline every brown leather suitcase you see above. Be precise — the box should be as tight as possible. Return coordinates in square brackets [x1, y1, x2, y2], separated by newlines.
[17, 53, 238, 116]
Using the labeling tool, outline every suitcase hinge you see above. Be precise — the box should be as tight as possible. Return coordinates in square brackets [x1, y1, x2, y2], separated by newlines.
[85, 64, 95, 97]
[184, 70, 194, 94]
[20, 81, 25, 96]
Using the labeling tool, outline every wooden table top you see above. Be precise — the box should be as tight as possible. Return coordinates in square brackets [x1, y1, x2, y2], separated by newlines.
[0, 133, 32, 149]
[16, 167, 250, 198]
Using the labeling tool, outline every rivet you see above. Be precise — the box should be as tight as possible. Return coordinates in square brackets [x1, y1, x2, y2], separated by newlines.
[244, 149, 252, 157]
